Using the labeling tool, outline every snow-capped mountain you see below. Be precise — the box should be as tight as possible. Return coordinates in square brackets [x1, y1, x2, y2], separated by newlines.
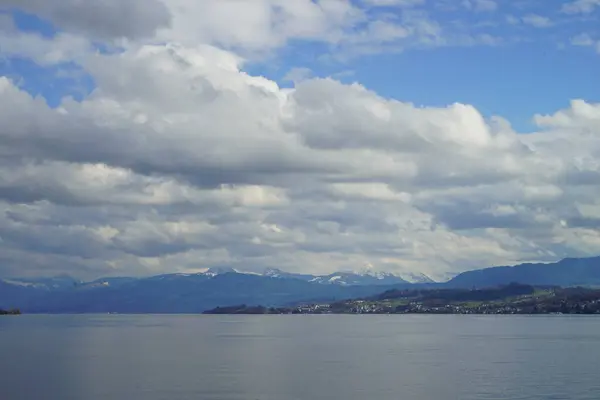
[190, 266, 419, 286]
[262, 268, 315, 281]
[4, 256, 600, 314]
[106, 266, 426, 287]
[202, 267, 238, 277]
[2, 275, 81, 290]
[308, 271, 408, 286]
[79, 277, 139, 289]
[394, 272, 435, 284]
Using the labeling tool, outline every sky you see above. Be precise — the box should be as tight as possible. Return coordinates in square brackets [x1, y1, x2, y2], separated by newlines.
[0, 0, 599, 281]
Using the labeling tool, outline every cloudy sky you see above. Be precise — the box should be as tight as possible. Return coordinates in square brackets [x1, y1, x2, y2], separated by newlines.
[0, 0, 599, 280]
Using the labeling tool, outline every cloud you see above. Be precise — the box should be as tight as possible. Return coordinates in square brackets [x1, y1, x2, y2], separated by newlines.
[362, 0, 425, 7]
[505, 13, 557, 30]
[571, 33, 600, 53]
[1, 1, 600, 280]
[156, 0, 366, 54]
[562, 0, 600, 14]
[571, 33, 596, 46]
[462, 0, 498, 12]
[0, 12, 14, 31]
[0, 0, 511, 63]
[506, 15, 520, 25]
[2, 41, 600, 280]
[533, 99, 600, 128]
[0, 31, 90, 65]
[283, 67, 314, 83]
[0, 0, 171, 40]
[521, 14, 554, 28]
[157, 0, 471, 60]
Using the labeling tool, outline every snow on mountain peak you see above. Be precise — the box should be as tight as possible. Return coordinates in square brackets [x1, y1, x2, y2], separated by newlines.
[263, 268, 284, 277]
[355, 267, 395, 279]
[202, 267, 237, 277]
[395, 272, 435, 284]
[357, 264, 436, 283]
[192, 266, 434, 284]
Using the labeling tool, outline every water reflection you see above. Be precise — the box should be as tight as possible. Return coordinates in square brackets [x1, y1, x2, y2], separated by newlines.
[1, 315, 599, 400]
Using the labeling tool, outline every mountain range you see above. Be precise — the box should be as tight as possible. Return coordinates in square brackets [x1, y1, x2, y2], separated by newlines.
[1, 256, 599, 313]
[446, 256, 600, 288]
[0, 271, 411, 314]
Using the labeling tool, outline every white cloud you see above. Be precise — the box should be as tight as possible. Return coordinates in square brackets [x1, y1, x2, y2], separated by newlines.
[533, 99, 600, 128]
[521, 14, 554, 28]
[283, 67, 313, 83]
[571, 33, 595, 46]
[0, 12, 15, 31]
[158, 0, 466, 60]
[0, 1, 599, 280]
[462, 0, 498, 12]
[0, 0, 171, 40]
[0, 31, 91, 65]
[504, 13, 556, 30]
[362, 0, 425, 7]
[505, 15, 520, 25]
[157, 0, 366, 54]
[0, 0, 510, 62]
[1, 41, 600, 280]
[562, 0, 600, 14]
[570, 33, 600, 53]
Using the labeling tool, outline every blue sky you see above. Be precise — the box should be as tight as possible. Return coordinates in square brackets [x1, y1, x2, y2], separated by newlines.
[0, 10, 92, 105]
[254, 40, 600, 132]
[247, 0, 600, 132]
[1, 0, 600, 279]
[3, 0, 599, 132]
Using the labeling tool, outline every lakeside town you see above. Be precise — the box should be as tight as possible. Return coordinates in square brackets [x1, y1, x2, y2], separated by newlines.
[0, 309, 21, 315]
[204, 284, 600, 315]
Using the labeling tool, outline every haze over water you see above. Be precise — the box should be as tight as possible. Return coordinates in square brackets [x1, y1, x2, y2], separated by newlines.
[1, 315, 599, 400]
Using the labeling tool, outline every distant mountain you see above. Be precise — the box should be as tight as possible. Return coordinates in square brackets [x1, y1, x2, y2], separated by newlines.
[3, 274, 81, 290]
[262, 268, 315, 281]
[78, 277, 140, 289]
[308, 271, 409, 286]
[3, 256, 600, 313]
[395, 272, 435, 284]
[0, 280, 42, 309]
[202, 267, 240, 277]
[259, 267, 412, 285]
[0, 273, 411, 314]
[448, 257, 600, 288]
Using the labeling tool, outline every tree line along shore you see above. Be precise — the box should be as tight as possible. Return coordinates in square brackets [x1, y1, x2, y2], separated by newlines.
[204, 284, 600, 315]
[0, 309, 21, 315]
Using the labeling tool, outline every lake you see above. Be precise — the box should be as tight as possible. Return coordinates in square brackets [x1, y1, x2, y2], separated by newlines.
[1, 315, 599, 400]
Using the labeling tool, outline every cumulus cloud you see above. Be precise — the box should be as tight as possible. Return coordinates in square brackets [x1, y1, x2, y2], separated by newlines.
[0, 31, 90, 65]
[362, 0, 425, 7]
[0, 0, 508, 62]
[0, 1, 599, 280]
[0, 0, 171, 40]
[156, 0, 365, 54]
[562, 0, 600, 14]
[570, 33, 600, 53]
[521, 14, 554, 28]
[462, 0, 498, 12]
[571, 33, 596, 46]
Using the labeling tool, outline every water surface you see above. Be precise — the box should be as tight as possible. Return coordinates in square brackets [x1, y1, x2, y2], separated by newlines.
[1, 315, 599, 400]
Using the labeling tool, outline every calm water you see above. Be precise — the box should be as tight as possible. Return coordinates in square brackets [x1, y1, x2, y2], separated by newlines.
[1, 315, 599, 400]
